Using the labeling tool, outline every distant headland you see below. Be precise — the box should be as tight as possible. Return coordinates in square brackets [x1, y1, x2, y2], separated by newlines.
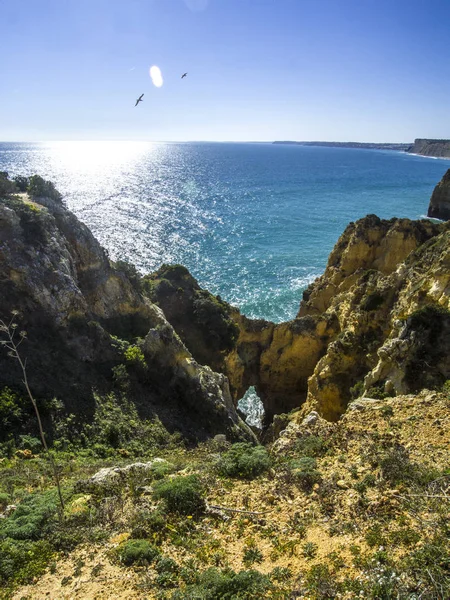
[407, 138, 450, 158]
[273, 140, 411, 151]
[273, 138, 450, 158]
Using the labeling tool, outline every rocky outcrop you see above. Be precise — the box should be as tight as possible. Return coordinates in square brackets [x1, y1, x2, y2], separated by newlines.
[300, 217, 449, 420]
[144, 266, 337, 423]
[146, 216, 449, 424]
[2, 183, 449, 432]
[0, 192, 254, 442]
[407, 138, 450, 158]
[428, 169, 450, 220]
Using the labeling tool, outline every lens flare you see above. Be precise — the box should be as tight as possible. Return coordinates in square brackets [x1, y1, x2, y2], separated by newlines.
[149, 66, 163, 88]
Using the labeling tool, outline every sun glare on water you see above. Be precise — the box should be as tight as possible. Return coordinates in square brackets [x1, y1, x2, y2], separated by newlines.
[45, 141, 152, 172]
[149, 65, 164, 88]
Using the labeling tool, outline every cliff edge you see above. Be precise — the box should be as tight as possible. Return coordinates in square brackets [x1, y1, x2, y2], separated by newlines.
[428, 168, 450, 220]
[145, 216, 449, 423]
[0, 179, 254, 443]
[407, 138, 450, 158]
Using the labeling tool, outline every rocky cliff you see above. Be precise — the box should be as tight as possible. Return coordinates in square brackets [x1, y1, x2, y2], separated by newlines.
[428, 168, 450, 220]
[407, 138, 450, 158]
[0, 188, 254, 442]
[299, 215, 450, 419]
[146, 216, 449, 423]
[2, 178, 449, 435]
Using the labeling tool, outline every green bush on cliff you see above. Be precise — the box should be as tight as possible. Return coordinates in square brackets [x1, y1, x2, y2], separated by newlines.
[171, 567, 272, 599]
[12, 175, 29, 192]
[193, 291, 239, 350]
[114, 260, 142, 292]
[294, 434, 327, 457]
[0, 538, 54, 588]
[0, 488, 61, 541]
[153, 475, 205, 516]
[124, 344, 146, 367]
[54, 393, 176, 456]
[216, 443, 270, 479]
[114, 539, 160, 566]
[288, 457, 322, 491]
[0, 388, 24, 438]
[0, 172, 18, 197]
[27, 175, 62, 201]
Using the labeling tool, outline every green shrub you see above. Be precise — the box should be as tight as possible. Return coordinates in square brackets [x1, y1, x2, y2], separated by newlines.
[12, 175, 29, 192]
[0, 489, 60, 541]
[153, 475, 205, 516]
[0, 493, 10, 510]
[80, 393, 174, 454]
[305, 563, 341, 598]
[130, 509, 167, 541]
[0, 172, 17, 197]
[171, 568, 272, 599]
[350, 381, 364, 399]
[288, 457, 322, 490]
[365, 524, 386, 548]
[270, 566, 292, 583]
[389, 527, 420, 547]
[124, 344, 146, 367]
[0, 388, 24, 437]
[114, 260, 142, 292]
[366, 385, 390, 400]
[0, 538, 54, 586]
[442, 380, 450, 397]
[216, 443, 270, 479]
[115, 539, 160, 566]
[19, 434, 42, 453]
[404, 535, 450, 595]
[354, 473, 376, 495]
[242, 547, 263, 567]
[27, 175, 62, 201]
[379, 445, 418, 485]
[156, 555, 179, 575]
[295, 435, 326, 457]
[302, 541, 318, 559]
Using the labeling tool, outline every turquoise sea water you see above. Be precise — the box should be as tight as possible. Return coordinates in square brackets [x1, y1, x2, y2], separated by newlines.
[1, 141, 448, 323]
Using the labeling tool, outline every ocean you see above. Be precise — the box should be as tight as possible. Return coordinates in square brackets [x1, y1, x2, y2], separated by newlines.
[1, 141, 448, 323]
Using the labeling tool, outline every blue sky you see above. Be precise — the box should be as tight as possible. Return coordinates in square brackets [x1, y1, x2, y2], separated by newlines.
[2, 0, 450, 142]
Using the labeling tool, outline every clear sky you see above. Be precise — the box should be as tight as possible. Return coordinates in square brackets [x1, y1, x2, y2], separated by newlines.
[2, 0, 450, 142]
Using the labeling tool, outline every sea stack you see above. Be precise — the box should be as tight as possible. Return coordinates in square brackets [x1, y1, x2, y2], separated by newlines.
[428, 168, 450, 220]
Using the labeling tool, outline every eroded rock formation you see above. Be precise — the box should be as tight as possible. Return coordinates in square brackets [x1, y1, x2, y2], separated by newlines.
[0, 193, 254, 442]
[143, 266, 337, 422]
[146, 215, 449, 423]
[300, 216, 450, 419]
[2, 186, 449, 432]
[428, 169, 450, 221]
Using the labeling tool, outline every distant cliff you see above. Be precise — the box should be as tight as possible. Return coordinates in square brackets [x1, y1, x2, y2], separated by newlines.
[407, 138, 450, 158]
[428, 169, 450, 220]
[273, 141, 410, 151]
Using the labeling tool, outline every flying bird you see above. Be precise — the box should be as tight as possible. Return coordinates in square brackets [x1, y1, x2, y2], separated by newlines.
[181, 73, 188, 79]
[135, 93, 144, 107]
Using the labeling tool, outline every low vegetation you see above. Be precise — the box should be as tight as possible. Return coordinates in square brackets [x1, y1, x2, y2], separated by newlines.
[0, 310, 448, 599]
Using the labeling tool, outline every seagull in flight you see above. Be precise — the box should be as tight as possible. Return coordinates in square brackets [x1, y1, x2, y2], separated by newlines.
[135, 93, 144, 107]
[181, 73, 188, 79]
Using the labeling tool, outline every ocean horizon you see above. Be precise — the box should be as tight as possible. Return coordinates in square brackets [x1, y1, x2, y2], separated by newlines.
[1, 141, 448, 323]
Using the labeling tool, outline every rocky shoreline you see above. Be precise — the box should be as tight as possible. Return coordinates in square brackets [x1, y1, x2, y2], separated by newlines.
[1, 173, 449, 434]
